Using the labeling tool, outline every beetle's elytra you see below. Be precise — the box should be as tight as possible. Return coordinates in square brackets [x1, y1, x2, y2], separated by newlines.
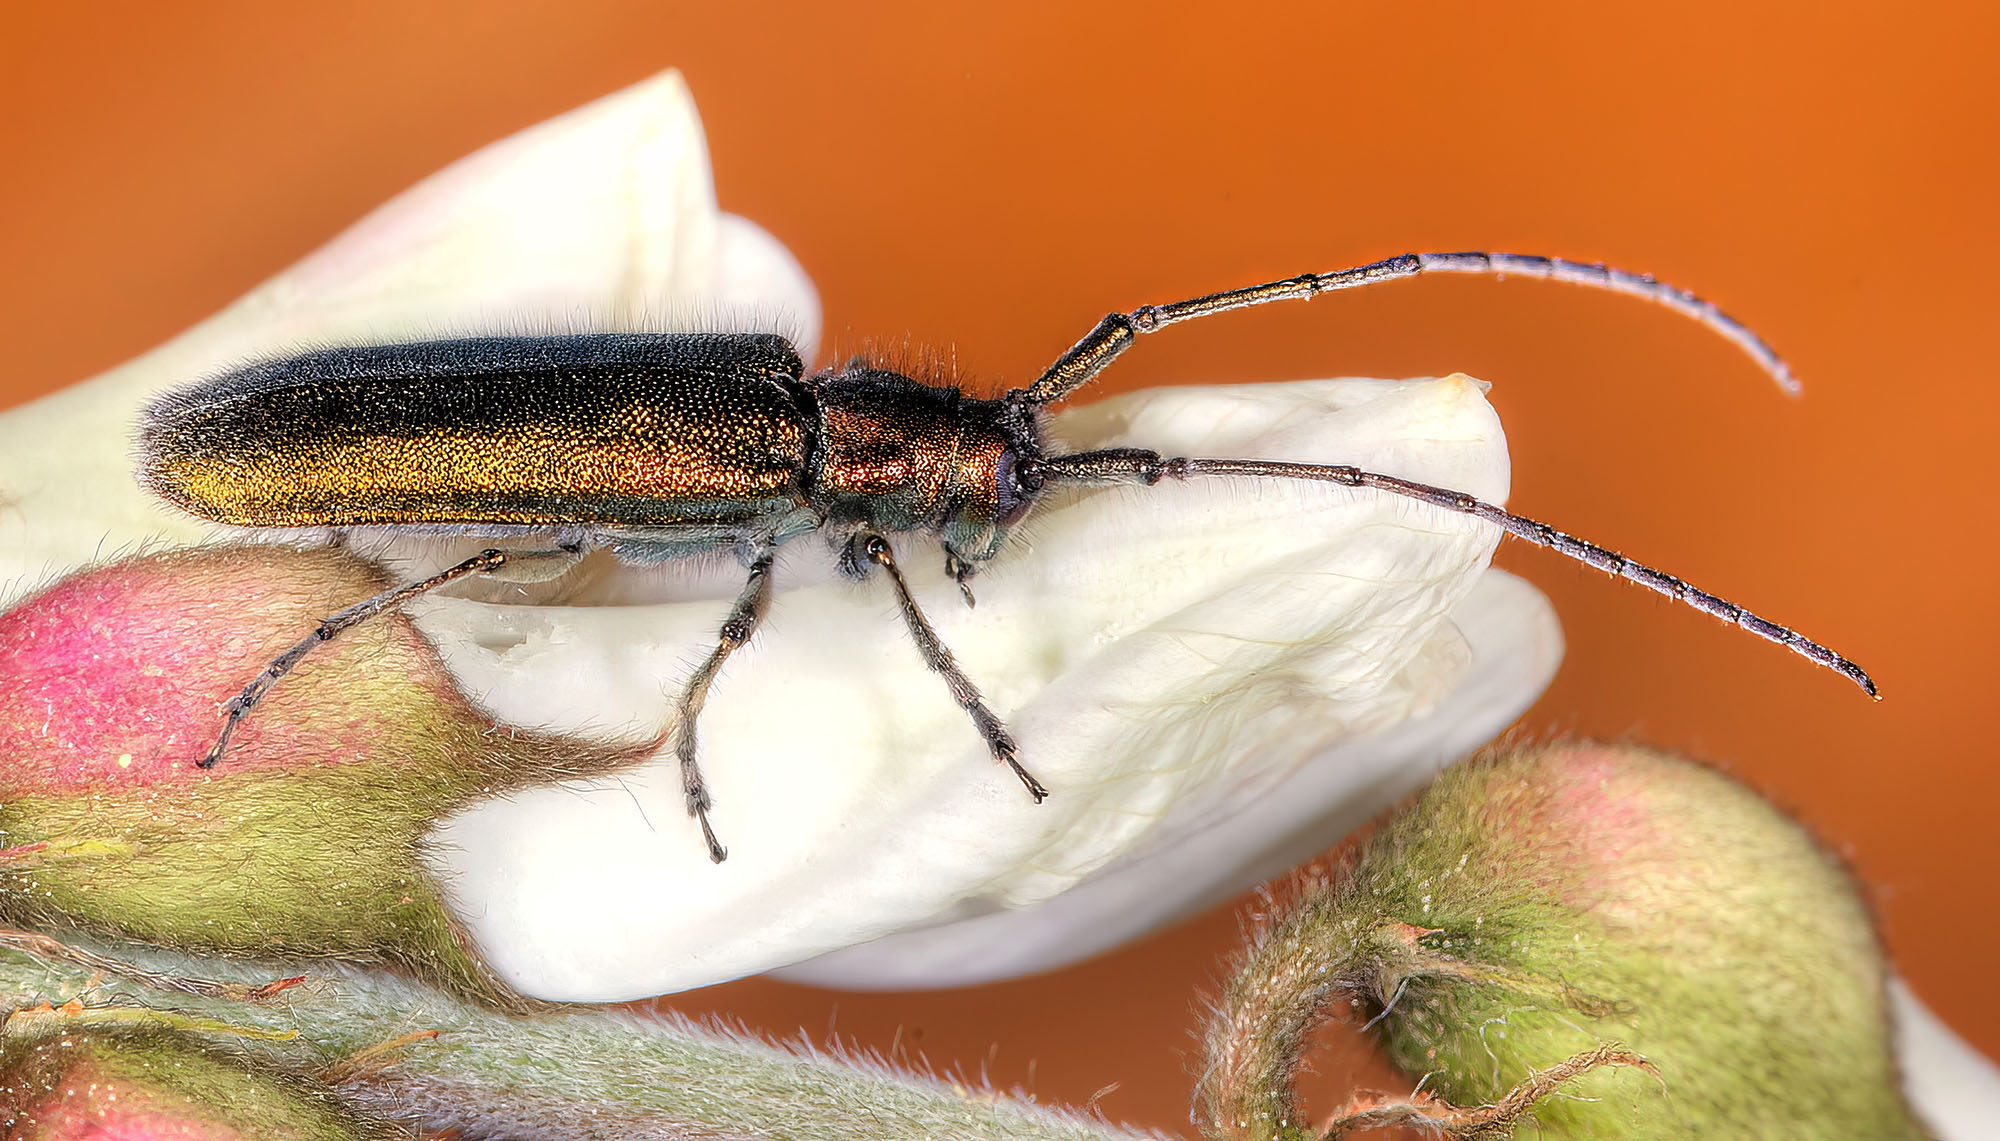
[138, 252, 1876, 863]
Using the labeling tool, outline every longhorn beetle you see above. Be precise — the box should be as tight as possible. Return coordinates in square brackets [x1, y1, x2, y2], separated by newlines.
[138, 252, 1876, 863]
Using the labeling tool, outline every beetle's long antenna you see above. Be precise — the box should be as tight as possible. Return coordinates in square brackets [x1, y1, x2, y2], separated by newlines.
[1011, 253, 1797, 408]
[1021, 449, 1875, 697]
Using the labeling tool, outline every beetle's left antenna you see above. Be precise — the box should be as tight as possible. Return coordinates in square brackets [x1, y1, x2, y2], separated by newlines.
[1009, 252, 1798, 408]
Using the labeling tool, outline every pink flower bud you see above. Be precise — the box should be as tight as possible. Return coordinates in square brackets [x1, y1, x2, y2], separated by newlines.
[0, 546, 641, 1003]
[0, 1026, 404, 1140]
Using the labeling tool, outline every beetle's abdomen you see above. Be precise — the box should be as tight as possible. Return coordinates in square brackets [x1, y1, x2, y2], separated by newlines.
[140, 333, 815, 529]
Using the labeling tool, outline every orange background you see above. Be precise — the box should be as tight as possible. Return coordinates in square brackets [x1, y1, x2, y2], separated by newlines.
[3, 2, 1994, 1133]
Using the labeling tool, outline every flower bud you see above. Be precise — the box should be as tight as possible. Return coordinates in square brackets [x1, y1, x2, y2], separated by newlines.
[0, 1026, 405, 1140]
[0, 546, 640, 1003]
[1204, 741, 1928, 1138]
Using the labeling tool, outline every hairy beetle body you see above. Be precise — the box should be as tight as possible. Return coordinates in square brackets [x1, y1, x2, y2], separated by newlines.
[141, 332, 1031, 568]
[138, 253, 1877, 862]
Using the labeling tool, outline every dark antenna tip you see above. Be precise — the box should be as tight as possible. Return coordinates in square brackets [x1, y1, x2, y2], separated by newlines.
[1840, 661, 1880, 698]
[1413, 252, 1802, 398]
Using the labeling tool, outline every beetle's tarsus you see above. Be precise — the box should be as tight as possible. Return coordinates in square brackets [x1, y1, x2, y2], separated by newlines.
[1008, 757, 1049, 803]
[696, 809, 728, 864]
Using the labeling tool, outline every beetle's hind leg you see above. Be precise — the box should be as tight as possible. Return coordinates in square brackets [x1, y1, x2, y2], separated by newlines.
[848, 532, 1048, 803]
[671, 541, 778, 863]
[199, 547, 520, 769]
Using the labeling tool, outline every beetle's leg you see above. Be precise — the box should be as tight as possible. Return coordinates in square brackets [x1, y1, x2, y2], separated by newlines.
[670, 543, 778, 863]
[1023, 449, 1877, 698]
[198, 548, 516, 769]
[852, 532, 1048, 803]
[1010, 252, 1796, 407]
[942, 552, 978, 609]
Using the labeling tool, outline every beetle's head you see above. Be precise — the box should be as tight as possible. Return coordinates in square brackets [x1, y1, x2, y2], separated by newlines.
[932, 389, 1046, 571]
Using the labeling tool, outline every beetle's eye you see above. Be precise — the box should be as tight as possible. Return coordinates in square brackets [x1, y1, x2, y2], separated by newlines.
[994, 448, 1033, 525]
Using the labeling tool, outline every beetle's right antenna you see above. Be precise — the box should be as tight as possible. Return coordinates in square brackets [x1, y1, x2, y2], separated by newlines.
[1009, 252, 1798, 408]
[1020, 449, 1877, 698]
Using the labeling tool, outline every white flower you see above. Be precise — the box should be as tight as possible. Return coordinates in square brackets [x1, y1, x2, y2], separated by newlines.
[0, 72, 1555, 1001]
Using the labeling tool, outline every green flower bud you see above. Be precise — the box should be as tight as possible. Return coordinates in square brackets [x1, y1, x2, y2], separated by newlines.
[1203, 741, 1929, 1139]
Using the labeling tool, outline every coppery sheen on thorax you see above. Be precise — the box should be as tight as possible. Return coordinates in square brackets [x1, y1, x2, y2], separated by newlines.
[807, 368, 1014, 537]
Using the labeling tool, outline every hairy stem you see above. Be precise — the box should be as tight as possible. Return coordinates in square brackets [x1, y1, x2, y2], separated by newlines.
[0, 932, 1163, 1141]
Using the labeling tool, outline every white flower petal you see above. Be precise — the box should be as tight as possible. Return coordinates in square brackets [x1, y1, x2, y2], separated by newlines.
[1893, 979, 2000, 1140]
[0, 71, 816, 605]
[419, 374, 1539, 1001]
[778, 568, 1558, 989]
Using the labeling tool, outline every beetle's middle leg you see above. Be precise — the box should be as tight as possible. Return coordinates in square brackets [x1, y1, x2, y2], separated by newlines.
[848, 532, 1048, 804]
[672, 542, 778, 863]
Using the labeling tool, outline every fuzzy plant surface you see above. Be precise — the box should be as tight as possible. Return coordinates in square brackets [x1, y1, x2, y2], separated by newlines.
[0, 932, 1164, 1140]
[1, 1026, 412, 1140]
[1198, 741, 1931, 1140]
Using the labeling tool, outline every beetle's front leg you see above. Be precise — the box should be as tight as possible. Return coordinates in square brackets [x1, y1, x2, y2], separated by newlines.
[846, 532, 1048, 804]
[671, 539, 778, 863]
[942, 549, 980, 609]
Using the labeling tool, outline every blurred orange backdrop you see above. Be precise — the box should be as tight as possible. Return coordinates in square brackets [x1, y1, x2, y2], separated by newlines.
[3, 2, 1994, 1133]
